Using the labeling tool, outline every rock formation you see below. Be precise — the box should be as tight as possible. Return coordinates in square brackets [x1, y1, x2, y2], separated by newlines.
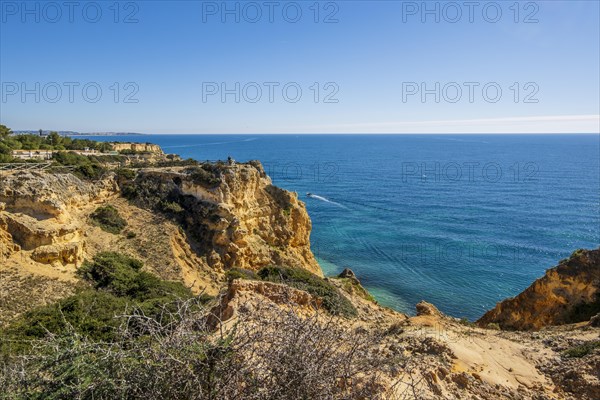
[110, 142, 164, 154]
[0, 161, 321, 323]
[478, 248, 600, 330]
[125, 162, 321, 276]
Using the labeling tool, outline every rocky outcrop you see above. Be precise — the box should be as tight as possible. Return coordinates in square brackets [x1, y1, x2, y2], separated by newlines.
[31, 242, 84, 265]
[1, 151, 599, 399]
[1, 213, 80, 250]
[0, 171, 115, 221]
[0, 171, 114, 266]
[126, 162, 321, 276]
[111, 142, 163, 154]
[0, 211, 20, 259]
[209, 279, 322, 327]
[479, 248, 600, 330]
[416, 301, 443, 317]
[338, 268, 360, 284]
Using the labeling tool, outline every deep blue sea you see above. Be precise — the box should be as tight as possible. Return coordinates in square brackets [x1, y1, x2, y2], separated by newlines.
[87, 134, 600, 320]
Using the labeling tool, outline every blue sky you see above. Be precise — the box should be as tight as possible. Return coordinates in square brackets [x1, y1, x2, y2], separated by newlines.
[1, 0, 599, 133]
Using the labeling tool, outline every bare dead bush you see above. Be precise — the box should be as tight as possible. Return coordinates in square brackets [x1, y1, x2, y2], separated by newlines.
[0, 297, 429, 399]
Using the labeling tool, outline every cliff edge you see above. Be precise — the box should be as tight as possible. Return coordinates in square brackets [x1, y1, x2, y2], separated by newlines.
[0, 161, 321, 325]
[478, 248, 600, 330]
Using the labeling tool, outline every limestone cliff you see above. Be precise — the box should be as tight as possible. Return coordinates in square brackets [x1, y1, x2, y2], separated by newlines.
[124, 161, 321, 276]
[478, 248, 600, 330]
[0, 172, 115, 258]
[110, 142, 164, 154]
[0, 162, 321, 324]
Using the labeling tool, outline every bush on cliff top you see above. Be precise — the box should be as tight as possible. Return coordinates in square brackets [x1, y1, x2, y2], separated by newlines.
[225, 268, 259, 282]
[52, 151, 108, 180]
[0, 298, 395, 400]
[90, 205, 127, 234]
[257, 266, 358, 318]
[184, 164, 222, 188]
[1, 252, 196, 351]
[563, 340, 600, 358]
[79, 252, 192, 302]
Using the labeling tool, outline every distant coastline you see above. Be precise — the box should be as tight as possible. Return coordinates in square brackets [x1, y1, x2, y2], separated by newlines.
[13, 130, 144, 136]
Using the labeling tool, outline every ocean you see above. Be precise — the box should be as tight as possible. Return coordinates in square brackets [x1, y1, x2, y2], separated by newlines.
[87, 134, 600, 320]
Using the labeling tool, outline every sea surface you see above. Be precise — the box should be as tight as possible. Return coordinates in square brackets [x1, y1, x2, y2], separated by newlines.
[86, 134, 600, 320]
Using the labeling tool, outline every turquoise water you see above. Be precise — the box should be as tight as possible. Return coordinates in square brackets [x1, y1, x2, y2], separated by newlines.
[88, 134, 600, 320]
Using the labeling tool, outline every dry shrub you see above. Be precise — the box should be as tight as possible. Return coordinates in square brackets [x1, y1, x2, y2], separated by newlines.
[1, 297, 429, 400]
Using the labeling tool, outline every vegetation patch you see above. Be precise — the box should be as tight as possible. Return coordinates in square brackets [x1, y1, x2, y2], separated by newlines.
[0, 299, 392, 400]
[566, 293, 600, 324]
[160, 200, 185, 214]
[563, 340, 600, 358]
[79, 252, 193, 302]
[1, 252, 196, 352]
[90, 205, 127, 234]
[265, 185, 294, 212]
[458, 318, 476, 327]
[338, 278, 376, 303]
[184, 164, 223, 188]
[0, 128, 113, 152]
[115, 168, 137, 182]
[570, 248, 586, 259]
[222, 265, 359, 318]
[257, 266, 357, 318]
[225, 268, 259, 282]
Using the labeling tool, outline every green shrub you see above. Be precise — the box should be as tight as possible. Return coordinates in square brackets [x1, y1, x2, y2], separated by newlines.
[184, 165, 222, 187]
[116, 168, 136, 181]
[570, 248, 585, 259]
[0, 142, 12, 155]
[160, 200, 184, 214]
[1, 300, 390, 400]
[1, 253, 197, 354]
[2, 290, 130, 347]
[257, 266, 357, 318]
[90, 205, 127, 234]
[339, 278, 376, 303]
[225, 268, 259, 282]
[78, 252, 192, 302]
[53, 151, 107, 180]
[486, 323, 501, 330]
[79, 252, 142, 290]
[0, 154, 18, 163]
[563, 340, 600, 358]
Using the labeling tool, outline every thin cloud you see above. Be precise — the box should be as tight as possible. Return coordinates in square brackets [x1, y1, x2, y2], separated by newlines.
[277, 115, 600, 134]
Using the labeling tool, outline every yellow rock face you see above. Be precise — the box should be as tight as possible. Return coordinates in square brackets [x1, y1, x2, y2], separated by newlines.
[110, 142, 164, 154]
[135, 162, 322, 276]
[478, 249, 600, 330]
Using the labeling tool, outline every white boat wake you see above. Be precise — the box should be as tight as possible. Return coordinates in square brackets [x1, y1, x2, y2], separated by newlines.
[306, 193, 348, 209]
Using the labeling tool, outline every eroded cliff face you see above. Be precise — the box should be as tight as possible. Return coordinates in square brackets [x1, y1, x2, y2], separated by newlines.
[478, 248, 600, 330]
[0, 172, 115, 261]
[126, 161, 322, 276]
[110, 142, 164, 154]
[0, 163, 321, 324]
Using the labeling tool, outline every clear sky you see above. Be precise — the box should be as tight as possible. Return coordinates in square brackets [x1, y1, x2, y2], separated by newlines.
[1, 0, 599, 133]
